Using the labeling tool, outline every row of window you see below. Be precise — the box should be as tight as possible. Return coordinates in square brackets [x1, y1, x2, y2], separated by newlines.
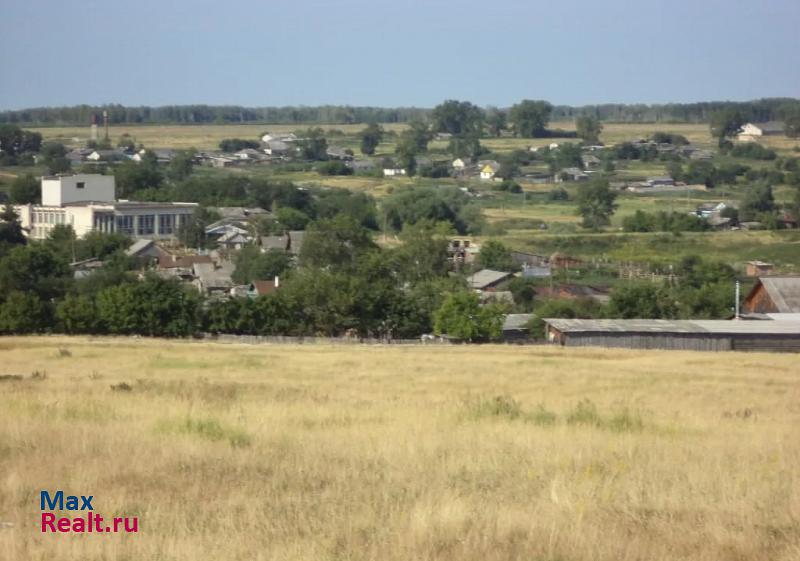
[114, 214, 182, 235]
[33, 212, 67, 225]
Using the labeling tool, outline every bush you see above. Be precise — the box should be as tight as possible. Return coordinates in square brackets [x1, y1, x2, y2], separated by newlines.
[729, 143, 777, 160]
[464, 395, 522, 420]
[316, 161, 353, 176]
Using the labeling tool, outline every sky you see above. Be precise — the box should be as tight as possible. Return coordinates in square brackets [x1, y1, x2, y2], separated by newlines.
[1, 0, 799, 110]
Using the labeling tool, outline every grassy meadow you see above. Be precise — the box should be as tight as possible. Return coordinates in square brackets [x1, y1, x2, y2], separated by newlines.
[1, 336, 799, 560]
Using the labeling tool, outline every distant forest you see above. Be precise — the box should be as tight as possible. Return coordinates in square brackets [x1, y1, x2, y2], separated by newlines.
[1, 98, 798, 126]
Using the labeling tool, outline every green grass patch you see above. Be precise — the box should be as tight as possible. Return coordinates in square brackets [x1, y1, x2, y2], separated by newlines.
[157, 416, 252, 448]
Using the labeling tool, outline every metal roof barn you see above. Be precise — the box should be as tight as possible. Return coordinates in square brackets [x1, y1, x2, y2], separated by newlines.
[544, 319, 800, 352]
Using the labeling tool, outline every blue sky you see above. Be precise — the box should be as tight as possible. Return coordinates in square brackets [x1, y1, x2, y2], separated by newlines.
[1, 0, 798, 109]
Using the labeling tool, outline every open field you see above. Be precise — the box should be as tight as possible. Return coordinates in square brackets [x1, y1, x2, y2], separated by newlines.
[26, 123, 408, 152]
[1, 336, 799, 561]
[26, 121, 728, 153]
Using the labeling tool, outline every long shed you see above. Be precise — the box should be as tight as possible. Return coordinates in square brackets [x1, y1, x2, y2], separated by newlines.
[544, 318, 800, 352]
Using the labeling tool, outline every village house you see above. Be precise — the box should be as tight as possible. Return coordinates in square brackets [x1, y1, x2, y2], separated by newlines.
[549, 253, 583, 269]
[581, 154, 601, 169]
[125, 239, 167, 261]
[383, 165, 406, 177]
[742, 276, 800, 315]
[326, 146, 353, 160]
[261, 132, 298, 144]
[737, 121, 786, 141]
[502, 314, 534, 342]
[132, 149, 174, 164]
[346, 159, 376, 173]
[745, 261, 775, 277]
[535, 284, 610, 305]
[448, 238, 480, 266]
[263, 140, 290, 156]
[234, 148, 264, 161]
[467, 269, 513, 291]
[87, 149, 127, 162]
[260, 231, 305, 256]
[479, 160, 501, 180]
[556, 168, 588, 183]
[192, 261, 235, 297]
[451, 158, 472, 173]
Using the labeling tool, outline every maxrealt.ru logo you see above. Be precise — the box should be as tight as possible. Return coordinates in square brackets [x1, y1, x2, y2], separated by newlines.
[40, 490, 139, 534]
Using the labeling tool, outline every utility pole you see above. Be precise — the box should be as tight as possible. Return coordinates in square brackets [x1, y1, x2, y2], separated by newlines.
[734, 280, 741, 320]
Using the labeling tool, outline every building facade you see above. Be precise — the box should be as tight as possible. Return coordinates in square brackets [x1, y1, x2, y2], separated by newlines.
[9, 174, 197, 241]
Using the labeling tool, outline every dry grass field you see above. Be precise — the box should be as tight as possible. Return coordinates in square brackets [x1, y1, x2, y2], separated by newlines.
[1, 336, 798, 561]
[28, 121, 722, 153]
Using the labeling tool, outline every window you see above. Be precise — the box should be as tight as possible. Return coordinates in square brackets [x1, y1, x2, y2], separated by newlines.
[137, 214, 155, 235]
[76, 182, 85, 189]
[116, 215, 134, 235]
[158, 214, 175, 235]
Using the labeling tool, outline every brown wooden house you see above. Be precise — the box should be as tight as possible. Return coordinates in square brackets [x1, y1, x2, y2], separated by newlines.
[743, 277, 800, 314]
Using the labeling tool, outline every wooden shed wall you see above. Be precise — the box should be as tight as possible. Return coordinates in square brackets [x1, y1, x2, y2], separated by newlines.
[562, 333, 732, 351]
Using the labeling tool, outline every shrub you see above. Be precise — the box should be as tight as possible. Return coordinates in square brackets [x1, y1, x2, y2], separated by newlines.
[464, 395, 522, 420]
[567, 399, 601, 426]
[526, 404, 557, 426]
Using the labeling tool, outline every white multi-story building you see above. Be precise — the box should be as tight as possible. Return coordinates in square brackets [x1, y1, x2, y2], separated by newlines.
[9, 174, 198, 241]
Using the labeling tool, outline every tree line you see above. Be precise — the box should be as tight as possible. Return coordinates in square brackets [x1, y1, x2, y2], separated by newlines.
[3, 98, 799, 126]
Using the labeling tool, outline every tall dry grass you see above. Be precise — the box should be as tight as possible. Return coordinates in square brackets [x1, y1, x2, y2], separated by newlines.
[0, 336, 798, 560]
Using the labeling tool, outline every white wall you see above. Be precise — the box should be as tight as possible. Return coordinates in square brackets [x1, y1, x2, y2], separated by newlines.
[42, 174, 115, 206]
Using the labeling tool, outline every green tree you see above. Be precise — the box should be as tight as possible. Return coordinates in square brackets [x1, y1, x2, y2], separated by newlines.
[232, 246, 292, 284]
[739, 181, 775, 221]
[275, 207, 311, 230]
[56, 294, 98, 333]
[549, 143, 584, 171]
[299, 215, 377, 271]
[178, 207, 221, 249]
[391, 221, 452, 283]
[359, 123, 384, 155]
[478, 240, 515, 271]
[430, 100, 484, 137]
[40, 142, 71, 174]
[117, 134, 136, 150]
[9, 173, 40, 204]
[0, 244, 71, 301]
[401, 120, 433, 153]
[485, 109, 507, 137]
[433, 291, 505, 341]
[447, 135, 483, 160]
[298, 127, 328, 160]
[709, 108, 745, 148]
[95, 275, 200, 337]
[0, 205, 27, 253]
[508, 100, 553, 138]
[395, 137, 418, 177]
[780, 103, 800, 138]
[219, 138, 259, 152]
[0, 125, 42, 161]
[0, 291, 49, 334]
[166, 149, 195, 182]
[381, 185, 482, 234]
[575, 178, 618, 229]
[575, 115, 603, 143]
[609, 283, 678, 319]
[114, 153, 163, 197]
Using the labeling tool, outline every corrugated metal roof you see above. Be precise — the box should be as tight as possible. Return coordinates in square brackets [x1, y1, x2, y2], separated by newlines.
[544, 318, 800, 335]
[503, 314, 533, 331]
[467, 269, 512, 289]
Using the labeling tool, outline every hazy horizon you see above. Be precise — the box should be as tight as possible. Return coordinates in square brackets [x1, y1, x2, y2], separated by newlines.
[1, 0, 799, 110]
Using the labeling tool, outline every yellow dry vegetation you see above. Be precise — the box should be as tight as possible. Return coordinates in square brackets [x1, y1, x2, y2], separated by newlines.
[1, 336, 798, 561]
